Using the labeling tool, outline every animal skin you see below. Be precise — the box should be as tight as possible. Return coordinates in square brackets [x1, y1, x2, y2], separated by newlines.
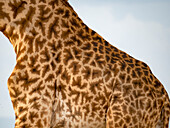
[0, 0, 170, 127]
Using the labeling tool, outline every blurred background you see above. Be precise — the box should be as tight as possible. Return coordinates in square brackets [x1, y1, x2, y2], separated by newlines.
[0, 0, 170, 127]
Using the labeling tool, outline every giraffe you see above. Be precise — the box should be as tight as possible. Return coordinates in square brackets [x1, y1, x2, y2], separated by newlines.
[0, 0, 170, 127]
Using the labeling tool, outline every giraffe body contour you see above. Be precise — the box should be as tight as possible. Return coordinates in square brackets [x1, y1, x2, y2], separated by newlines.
[0, 0, 170, 127]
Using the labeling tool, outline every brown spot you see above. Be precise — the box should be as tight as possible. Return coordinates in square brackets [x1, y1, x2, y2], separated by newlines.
[42, 65, 50, 77]
[56, 65, 63, 76]
[142, 77, 148, 84]
[104, 68, 112, 82]
[146, 99, 152, 111]
[120, 61, 127, 71]
[63, 9, 70, 18]
[40, 47, 51, 63]
[61, 29, 72, 40]
[119, 119, 124, 126]
[36, 119, 43, 127]
[122, 104, 128, 115]
[129, 106, 136, 115]
[61, 19, 69, 28]
[139, 98, 146, 110]
[35, 36, 46, 51]
[55, 7, 64, 15]
[82, 66, 91, 80]
[81, 43, 91, 50]
[24, 35, 34, 53]
[29, 81, 44, 95]
[68, 87, 81, 105]
[90, 79, 103, 94]
[63, 48, 74, 65]
[131, 70, 137, 78]
[72, 47, 82, 60]
[93, 47, 98, 52]
[112, 93, 123, 104]
[49, 40, 63, 51]
[29, 112, 38, 123]
[132, 79, 143, 89]
[114, 115, 120, 122]
[83, 51, 93, 64]
[92, 69, 102, 79]
[50, 61, 56, 71]
[45, 74, 54, 82]
[18, 107, 28, 115]
[19, 71, 39, 90]
[119, 73, 126, 83]
[144, 71, 149, 76]
[49, 0, 59, 9]
[70, 17, 80, 28]
[26, 6, 36, 22]
[38, 5, 52, 21]
[91, 102, 100, 113]
[135, 68, 143, 77]
[132, 116, 138, 124]
[133, 90, 145, 99]
[64, 40, 74, 47]
[28, 55, 40, 75]
[8, 1, 27, 19]
[15, 6, 36, 37]
[95, 54, 105, 68]
[77, 29, 90, 41]
[71, 36, 82, 46]
[48, 17, 60, 39]
[123, 85, 132, 97]
[55, 52, 62, 63]
[69, 61, 81, 75]
[113, 79, 121, 92]
[112, 64, 119, 77]
[154, 80, 161, 88]
[31, 102, 41, 111]
[126, 75, 131, 83]
[61, 68, 71, 84]
[142, 62, 148, 69]
[20, 114, 27, 123]
[105, 55, 111, 62]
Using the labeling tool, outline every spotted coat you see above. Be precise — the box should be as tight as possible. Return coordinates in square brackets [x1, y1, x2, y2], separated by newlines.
[0, 0, 170, 128]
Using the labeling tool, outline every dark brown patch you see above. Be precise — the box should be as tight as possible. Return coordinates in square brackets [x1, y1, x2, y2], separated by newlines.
[95, 54, 105, 68]
[61, 29, 72, 40]
[8, 1, 27, 19]
[24, 35, 34, 53]
[29, 112, 39, 123]
[42, 65, 51, 77]
[48, 17, 60, 39]
[40, 47, 51, 63]
[69, 61, 81, 75]
[35, 36, 46, 51]
[119, 73, 126, 83]
[61, 68, 71, 84]
[72, 47, 82, 60]
[92, 69, 102, 79]
[63, 48, 74, 65]
[72, 76, 87, 89]
[90, 79, 103, 94]
[82, 66, 91, 80]
[123, 85, 132, 97]
[18, 71, 39, 90]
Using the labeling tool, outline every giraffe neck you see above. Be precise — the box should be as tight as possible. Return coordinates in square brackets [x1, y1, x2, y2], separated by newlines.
[0, 0, 90, 58]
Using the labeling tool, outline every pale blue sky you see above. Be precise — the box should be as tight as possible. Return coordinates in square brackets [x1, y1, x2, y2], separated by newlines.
[0, 0, 170, 127]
